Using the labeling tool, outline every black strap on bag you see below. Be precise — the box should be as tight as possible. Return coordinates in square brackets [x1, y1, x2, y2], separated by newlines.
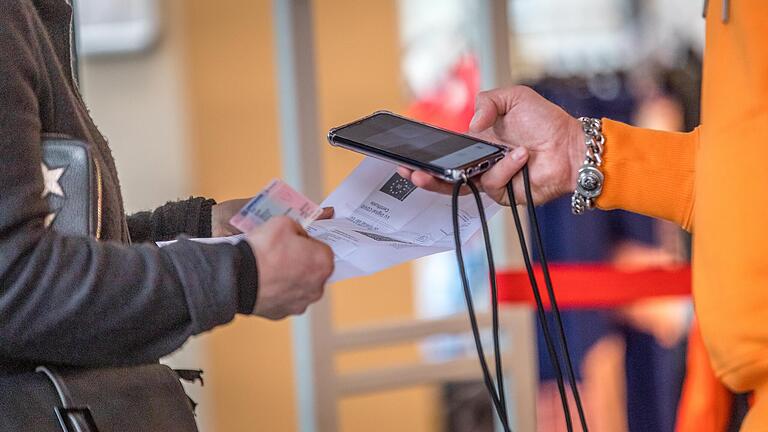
[37, 366, 110, 432]
[451, 166, 589, 432]
[38, 364, 201, 432]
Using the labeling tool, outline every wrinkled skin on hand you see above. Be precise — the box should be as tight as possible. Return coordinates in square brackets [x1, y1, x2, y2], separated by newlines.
[244, 216, 335, 319]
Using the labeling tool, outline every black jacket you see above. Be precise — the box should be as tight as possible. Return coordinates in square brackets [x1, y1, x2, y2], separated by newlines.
[0, 0, 257, 369]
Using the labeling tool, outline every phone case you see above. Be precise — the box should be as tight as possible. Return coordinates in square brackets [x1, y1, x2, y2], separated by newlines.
[327, 111, 506, 183]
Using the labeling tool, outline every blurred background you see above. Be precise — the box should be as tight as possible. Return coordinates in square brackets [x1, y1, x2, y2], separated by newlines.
[76, 0, 708, 431]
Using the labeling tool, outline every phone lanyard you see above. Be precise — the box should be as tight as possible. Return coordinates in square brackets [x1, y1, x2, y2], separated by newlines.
[451, 165, 588, 432]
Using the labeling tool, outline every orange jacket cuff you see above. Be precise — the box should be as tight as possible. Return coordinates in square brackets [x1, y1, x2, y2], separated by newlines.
[596, 119, 698, 231]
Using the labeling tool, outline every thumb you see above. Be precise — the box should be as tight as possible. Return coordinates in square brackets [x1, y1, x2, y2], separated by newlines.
[468, 93, 500, 132]
[479, 146, 529, 197]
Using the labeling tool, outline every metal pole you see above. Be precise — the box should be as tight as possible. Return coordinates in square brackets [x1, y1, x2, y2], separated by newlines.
[273, 1, 337, 431]
[474, 1, 538, 431]
[273, 0, 324, 201]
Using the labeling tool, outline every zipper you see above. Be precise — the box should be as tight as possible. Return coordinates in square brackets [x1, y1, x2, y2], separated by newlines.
[93, 156, 103, 240]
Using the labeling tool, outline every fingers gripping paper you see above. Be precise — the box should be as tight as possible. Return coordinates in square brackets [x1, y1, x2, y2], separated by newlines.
[158, 158, 500, 283]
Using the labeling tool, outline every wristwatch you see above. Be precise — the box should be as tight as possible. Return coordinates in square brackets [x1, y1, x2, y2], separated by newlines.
[571, 117, 605, 215]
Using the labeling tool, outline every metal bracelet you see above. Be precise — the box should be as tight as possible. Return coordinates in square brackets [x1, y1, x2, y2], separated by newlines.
[571, 117, 605, 215]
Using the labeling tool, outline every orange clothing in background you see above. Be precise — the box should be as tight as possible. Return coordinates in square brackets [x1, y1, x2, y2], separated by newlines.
[676, 322, 734, 432]
[596, 1, 768, 429]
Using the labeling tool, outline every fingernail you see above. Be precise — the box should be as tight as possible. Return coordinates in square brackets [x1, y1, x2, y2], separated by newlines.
[510, 147, 525, 160]
[469, 108, 483, 129]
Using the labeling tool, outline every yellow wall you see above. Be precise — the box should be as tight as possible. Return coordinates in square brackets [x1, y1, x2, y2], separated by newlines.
[179, 1, 298, 431]
[180, 1, 439, 431]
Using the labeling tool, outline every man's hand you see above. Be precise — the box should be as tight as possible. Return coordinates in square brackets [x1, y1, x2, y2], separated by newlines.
[399, 86, 584, 207]
[244, 217, 334, 319]
[212, 198, 333, 237]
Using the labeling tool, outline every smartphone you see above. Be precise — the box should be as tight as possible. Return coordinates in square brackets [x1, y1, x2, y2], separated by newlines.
[327, 111, 506, 183]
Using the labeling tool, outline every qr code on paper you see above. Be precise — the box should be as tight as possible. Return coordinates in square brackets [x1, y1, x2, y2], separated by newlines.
[379, 173, 416, 201]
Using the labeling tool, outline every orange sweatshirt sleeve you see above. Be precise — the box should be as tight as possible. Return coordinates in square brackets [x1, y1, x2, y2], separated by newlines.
[596, 119, 699, 231]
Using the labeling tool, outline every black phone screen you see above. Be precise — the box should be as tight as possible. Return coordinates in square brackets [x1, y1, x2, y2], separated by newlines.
[331, 113, 501, 170]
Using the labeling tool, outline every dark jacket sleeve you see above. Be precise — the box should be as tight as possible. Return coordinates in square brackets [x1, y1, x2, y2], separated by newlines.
[0, 3, 257, 367]
[127, 197, 216, 243]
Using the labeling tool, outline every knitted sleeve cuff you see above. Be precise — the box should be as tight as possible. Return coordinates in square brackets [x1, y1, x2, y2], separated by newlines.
[198, 198, 216, 238]
[133, 197, 218, 242]
[597, 119, 698, 231]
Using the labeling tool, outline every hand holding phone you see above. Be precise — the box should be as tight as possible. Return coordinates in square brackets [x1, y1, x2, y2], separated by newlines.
[398, 87, 583, 208]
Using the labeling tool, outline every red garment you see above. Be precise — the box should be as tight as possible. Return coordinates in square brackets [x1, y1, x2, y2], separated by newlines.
[406, 54, 479, 133]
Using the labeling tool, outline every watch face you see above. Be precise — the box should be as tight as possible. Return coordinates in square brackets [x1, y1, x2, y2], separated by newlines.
[577, 166, 604, 198]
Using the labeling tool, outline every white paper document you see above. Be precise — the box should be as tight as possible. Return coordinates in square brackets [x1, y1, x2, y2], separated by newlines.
[310, 158, 500, 281]
[158, 158, 500, 282]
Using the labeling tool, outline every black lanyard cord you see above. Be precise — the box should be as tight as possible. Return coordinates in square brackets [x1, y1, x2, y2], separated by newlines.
[507, 165, 589, 432]
[452, 179, 511, 432]
[506, 178, 573, 431]
[451, 164, 590, 432]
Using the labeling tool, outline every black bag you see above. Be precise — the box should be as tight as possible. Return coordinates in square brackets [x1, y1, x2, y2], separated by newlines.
[0, 137, 201, 432]
[0, 365, 201, 432]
